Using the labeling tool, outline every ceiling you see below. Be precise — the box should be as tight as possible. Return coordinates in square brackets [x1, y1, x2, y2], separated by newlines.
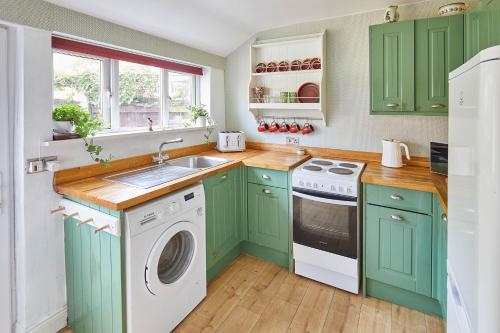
[46, 0, 424, 57]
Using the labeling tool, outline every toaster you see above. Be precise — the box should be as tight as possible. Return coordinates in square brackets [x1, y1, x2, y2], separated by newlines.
[217, 131, 246, 152]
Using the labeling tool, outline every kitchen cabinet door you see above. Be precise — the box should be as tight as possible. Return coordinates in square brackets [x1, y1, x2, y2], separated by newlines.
[366, 205, 432, 297]
[433, 197, 448, 317]
[203, 168, 242, 270]
[416, 16, 464, 115]
[370, 20, 415, 113]
[247, 183, 289, 253]
[465, 0, 500, 61]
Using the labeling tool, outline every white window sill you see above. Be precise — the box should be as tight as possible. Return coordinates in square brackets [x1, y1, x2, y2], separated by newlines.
[43, 125, 211, 147]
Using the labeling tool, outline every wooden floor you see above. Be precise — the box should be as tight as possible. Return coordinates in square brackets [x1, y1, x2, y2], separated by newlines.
[62, 254, 446, 333]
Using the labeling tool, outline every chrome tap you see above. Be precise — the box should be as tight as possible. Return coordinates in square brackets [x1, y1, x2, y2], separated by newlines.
[153, 138, 183, 164]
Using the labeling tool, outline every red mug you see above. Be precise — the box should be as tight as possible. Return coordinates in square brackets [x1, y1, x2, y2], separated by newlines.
[268, 121, 279, 133]
[278, 121, 289, 133]
[301, 122, 314, 135]
[257, 120, 269, 132]
[289, 122, 301, 133]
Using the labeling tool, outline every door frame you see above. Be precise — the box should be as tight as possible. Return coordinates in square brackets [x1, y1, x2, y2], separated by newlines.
[0, 24, 15, 333]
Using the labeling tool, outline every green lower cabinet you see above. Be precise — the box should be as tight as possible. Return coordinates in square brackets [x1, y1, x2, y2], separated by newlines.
[64, 199, 125, 333]
[433, 196, 448, 319]
[247, 183, 289, 253]
[363, 185, 446, 317]
[366, 205, 432, 296]
[203, 167, 242, 281]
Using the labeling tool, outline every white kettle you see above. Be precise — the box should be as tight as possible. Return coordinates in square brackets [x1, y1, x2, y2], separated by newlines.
[381, 139, 411, 168]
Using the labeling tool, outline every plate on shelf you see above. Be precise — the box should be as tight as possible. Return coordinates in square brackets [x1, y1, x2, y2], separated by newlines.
[297, 82, 320, 103]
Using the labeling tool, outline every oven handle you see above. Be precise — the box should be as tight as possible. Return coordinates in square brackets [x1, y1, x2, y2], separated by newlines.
[292, 191, 358, 206]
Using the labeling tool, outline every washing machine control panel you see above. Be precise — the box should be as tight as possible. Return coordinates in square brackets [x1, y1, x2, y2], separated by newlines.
[125, 183, 205, 237]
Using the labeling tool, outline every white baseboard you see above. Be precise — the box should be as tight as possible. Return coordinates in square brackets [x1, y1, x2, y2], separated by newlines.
[21, 306, 67, 333]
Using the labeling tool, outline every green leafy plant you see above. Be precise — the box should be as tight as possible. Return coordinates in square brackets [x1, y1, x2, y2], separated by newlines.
[186, 104, 209, 123]
[53, 104, 112, 166]
[185, 104, 214, 144]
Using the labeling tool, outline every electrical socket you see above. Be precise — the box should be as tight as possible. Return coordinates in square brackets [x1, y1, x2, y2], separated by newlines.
[286, 136, 299, 146]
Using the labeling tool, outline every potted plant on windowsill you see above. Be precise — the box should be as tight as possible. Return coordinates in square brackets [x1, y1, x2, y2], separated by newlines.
[185, 104, 214, 144]
[52, 104, 112, 166]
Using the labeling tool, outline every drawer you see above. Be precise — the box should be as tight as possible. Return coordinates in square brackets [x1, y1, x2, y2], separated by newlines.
[247, 167, 288, 189]
[365, 184, 432, 215]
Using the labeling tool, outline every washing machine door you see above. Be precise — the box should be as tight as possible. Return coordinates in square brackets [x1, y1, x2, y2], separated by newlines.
[145, 221, 198, 295]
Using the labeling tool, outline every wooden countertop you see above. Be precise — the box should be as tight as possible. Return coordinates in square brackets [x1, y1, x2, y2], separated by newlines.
[55, 149, 309, 211]
[361, 162, 448, 213]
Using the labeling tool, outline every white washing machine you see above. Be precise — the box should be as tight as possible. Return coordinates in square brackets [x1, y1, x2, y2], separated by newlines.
[124, 183, 206, 333]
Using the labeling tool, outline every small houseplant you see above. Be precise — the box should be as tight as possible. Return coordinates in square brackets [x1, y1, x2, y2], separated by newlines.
[186, 104, 209, 127]
[185, 104, 214, 144]
[52, 104, 112, 166]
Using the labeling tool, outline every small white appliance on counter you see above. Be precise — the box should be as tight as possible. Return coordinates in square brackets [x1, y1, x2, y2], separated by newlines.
[216, 131, 246, 152]
[448, 45, 500, 333]
[292, 158, 365, 294]
[381, 139, 411, 168]
[124, 183, 206, 333]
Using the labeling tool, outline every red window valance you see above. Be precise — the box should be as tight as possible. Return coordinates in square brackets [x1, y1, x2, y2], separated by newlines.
[52, 36, 203, 75]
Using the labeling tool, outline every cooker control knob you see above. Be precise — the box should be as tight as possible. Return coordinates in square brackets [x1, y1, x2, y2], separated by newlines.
[338, 186, 344, 193]
[313, 183, 318, 189]
[330, 185, 336, 192]
[306, 182, 311, 187]
[299, 180, 304, 186]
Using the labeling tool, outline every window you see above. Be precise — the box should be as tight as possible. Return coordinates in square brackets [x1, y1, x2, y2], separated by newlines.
[53, 50, 200, 132]
[53, 52, 105, 123]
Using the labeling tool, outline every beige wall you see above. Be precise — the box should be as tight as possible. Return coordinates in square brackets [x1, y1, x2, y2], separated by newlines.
[225, 0, 464, 157]
[0, 0, 224, 69]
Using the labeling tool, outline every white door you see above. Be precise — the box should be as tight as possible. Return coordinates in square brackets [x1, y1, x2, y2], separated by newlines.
[0, 25, 13, 333]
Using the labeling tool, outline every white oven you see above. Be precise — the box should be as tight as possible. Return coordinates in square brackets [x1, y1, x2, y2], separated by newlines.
[291, 159, 364, 294]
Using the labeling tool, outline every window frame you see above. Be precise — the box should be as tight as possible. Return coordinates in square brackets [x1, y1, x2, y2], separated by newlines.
[52, 50, 201, 133]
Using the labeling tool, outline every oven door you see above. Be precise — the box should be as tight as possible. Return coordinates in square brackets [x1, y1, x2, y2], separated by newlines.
[293, 188, 358, 259]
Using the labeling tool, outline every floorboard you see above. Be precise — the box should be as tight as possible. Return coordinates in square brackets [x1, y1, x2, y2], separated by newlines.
[62, 254, 446, 333]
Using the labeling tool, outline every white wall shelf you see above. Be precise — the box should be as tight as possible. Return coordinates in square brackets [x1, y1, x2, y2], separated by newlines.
[248, 31, 327, 125]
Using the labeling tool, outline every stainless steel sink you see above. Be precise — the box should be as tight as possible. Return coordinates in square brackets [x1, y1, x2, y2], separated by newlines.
[104, 155, 231, 189]
[166, 155, 230, 169]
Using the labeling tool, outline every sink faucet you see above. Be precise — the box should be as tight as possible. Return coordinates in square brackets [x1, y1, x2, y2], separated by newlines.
[153, 138, 183, 164]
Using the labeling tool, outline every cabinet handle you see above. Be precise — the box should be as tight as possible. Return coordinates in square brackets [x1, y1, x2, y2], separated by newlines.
[441, 213, 448, 222]
[220, 175, 227, 180]
[432, 104, 446, 109]
[390, 214, 404, 221]
[262, 174, 271, 180]
[386, 103, 399, 108]
[262, 189, 271, 194]
[77, 218, 93, 227]
[390, 194, 403, 201]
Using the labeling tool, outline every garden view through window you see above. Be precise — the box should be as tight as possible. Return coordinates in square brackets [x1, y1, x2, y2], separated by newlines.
[53, 51, 200, 131]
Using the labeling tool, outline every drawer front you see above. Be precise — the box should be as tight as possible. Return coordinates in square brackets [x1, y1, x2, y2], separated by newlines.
[247, 167, 288, 189]
[365, 184, 433, 214]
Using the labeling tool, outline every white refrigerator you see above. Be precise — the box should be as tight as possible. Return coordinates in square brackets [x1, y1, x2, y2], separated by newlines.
[448, 46, 500, 333]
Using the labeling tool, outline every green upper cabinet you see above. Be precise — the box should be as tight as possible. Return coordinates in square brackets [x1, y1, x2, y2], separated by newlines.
[370, 16, 464, 116]
[365, 205, 433, 297]
[465, 0, 500, 61]
[370, 20, 415, 113]
[415, 16, 464, 114]
[203, 168, 242, 270]
[247, 182, 289, 253]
